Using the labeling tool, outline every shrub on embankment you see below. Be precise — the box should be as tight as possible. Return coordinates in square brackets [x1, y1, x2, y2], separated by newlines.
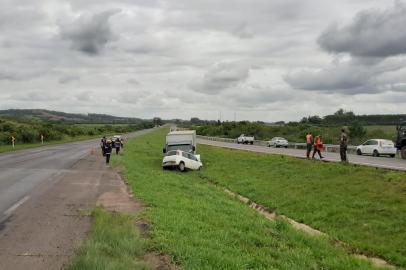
[0, 117, 154, 145]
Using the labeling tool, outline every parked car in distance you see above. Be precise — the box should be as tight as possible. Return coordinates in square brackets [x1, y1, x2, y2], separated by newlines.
[237, 134, 254, 144]
[356, 139, 397, 158]
[162, 150, 202, 172]
[267, 137, 288, 148]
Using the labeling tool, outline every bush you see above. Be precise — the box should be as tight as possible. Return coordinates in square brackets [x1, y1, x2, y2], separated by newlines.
[19, 128, 39, 143]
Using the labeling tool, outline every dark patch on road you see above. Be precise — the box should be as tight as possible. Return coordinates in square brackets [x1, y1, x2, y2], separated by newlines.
[0, 215, 12, 233]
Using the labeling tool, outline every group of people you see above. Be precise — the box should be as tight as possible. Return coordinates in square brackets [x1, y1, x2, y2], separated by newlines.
[100, 136, 124, 164]
[305, 129, 348, 162]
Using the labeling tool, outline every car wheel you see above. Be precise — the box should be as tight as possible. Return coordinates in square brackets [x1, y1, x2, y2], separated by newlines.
[250, 141, 254, 145]
[372, 150, 380, 157]
[401, 146, 406, 159]
[356, 149, 362, 155]
[389, 154, 395, 158]
[284, 146, 288, 148]
[178, 162, 186, 172]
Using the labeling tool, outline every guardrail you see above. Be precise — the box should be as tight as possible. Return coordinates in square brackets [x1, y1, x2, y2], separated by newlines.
[197, 135, 358, 154]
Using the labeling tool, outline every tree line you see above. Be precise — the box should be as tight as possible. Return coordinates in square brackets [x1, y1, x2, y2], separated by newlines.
[0, 117, 154, 145]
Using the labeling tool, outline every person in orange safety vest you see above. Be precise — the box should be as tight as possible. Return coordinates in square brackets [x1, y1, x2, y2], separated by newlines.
[312, 134, 324, 159]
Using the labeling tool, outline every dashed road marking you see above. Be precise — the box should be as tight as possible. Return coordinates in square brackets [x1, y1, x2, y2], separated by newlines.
[4, 196, 30, 216]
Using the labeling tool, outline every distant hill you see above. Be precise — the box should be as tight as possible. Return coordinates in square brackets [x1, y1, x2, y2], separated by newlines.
[0, 109, 144, 124]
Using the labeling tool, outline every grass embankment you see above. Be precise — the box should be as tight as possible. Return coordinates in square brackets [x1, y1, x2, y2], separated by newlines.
[68, 208, 148, 270]
[198, 145, 406, 267]
[114, 128, 383, 269]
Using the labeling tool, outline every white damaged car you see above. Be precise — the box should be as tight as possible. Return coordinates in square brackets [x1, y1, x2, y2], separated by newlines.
[162, 150, 203, 171]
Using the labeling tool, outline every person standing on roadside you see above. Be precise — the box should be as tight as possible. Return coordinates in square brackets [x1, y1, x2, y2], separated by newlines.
[100, 136, 107, 156]
[340, 129, 348, 162]
[312, 134, 324, 159]
[306, 132, 314, 159]
[104, 139, 112, 164]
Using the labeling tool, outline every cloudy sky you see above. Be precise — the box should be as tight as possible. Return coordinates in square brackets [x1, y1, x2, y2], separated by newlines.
[1, 0, 405, 121]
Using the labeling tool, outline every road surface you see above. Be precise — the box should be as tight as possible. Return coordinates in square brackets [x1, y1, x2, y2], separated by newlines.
[198, 138, 406, 171]
[0, 128, 152, 270]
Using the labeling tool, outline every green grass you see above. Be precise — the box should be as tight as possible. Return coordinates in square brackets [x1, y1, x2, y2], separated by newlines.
[115, 128, 385, 270]
[67, 208, 148, 270]
[198, 144, 406, 267]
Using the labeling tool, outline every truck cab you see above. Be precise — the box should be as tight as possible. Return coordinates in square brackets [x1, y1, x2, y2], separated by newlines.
[396, 122, 406, 159]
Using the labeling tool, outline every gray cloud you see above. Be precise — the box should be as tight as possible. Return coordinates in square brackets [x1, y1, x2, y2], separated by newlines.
[59, 75, 80, 84]
[191, 62, 251, 95]
[284, 57, 406, 94]
[9, 90, 61, 102]
[318, 2, 406, 58]
[1, 0, 405, 121]
[60, 9, 121, 55]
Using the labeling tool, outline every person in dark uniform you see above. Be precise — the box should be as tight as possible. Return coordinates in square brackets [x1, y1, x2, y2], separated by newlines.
[100, 136, 107, 156]
[340, 129, 348, 162]
[114, 137, 121, 155]
[104, 140, 112, 164]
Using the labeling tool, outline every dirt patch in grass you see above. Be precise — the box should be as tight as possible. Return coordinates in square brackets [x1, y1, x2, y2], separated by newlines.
[144, 253, 180, 270]
[95, 168, 179, 270]
[225, 188, 396, 269]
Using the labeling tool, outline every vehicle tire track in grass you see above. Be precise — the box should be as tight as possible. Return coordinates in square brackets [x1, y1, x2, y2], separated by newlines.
[197, 143, 406, 268]
[223, 188, 396, 269]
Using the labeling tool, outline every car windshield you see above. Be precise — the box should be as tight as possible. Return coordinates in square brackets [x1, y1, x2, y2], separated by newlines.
[167, 144, 193, 153]
[166, 150, 178, 156]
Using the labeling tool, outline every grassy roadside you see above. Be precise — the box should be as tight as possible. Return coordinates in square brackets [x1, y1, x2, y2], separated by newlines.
[198, 144, 406, 267]
[67, 208, 148, 270]
[114, 128, 383, 269]
[0, 134, 105, 154]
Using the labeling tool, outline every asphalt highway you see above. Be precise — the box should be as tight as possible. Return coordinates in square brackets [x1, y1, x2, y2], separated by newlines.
[198, 138, 406, 171]
[0, 129, 153, 223]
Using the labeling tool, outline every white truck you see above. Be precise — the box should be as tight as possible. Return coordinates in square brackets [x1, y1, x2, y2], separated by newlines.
[163, 130, 197, 154]
[237, 134, 255, 145]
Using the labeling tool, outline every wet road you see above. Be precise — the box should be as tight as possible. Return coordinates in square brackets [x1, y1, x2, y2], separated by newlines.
[0, 129, 153, 222]
[198, 139, 406, 171]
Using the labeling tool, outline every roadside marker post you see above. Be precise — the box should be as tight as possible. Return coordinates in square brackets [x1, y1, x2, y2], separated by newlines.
[41, 134, 44, 145]
[11, 136, 15, 149]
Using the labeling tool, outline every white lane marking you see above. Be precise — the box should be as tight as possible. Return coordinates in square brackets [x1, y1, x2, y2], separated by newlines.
[4, 196, 30, 216]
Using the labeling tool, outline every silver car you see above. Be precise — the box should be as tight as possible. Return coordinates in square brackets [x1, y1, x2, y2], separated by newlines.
[267, 137, 289, 148]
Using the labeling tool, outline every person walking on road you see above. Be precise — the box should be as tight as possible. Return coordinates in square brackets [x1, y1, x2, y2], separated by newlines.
[306, 132, 314, 159]
[100, 136, 107, 156]
[340, 129, 348, 162]
[312, 134, 324, 159]
[114, 137, 121, 155]
[104, 140, 112, 164]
